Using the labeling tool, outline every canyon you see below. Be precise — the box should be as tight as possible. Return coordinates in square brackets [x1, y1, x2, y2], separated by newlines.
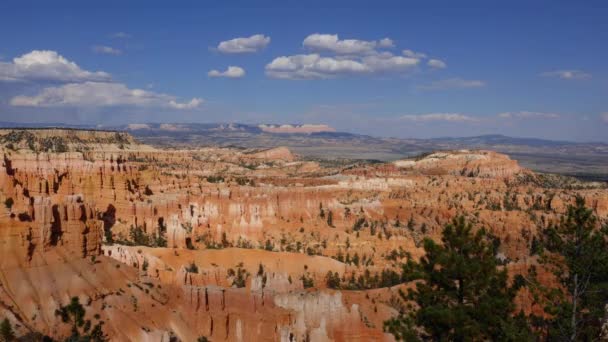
[0, 129, 606, 341]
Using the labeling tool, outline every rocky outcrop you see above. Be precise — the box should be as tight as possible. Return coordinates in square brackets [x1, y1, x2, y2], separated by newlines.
[247, 146, 295, 162]
[0, 152, 104, 267]
[0, 129, 606, 341]
[0, 128, 138, 153]
[394, 150, 523, 178]
[274, 291, 389, 341]
[258, 124, 336, 134]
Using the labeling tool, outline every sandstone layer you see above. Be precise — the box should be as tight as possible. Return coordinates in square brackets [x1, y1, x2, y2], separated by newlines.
[0, 129, 606, 341]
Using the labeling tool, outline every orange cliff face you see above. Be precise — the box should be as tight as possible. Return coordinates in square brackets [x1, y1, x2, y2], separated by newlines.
[0, 129, 606, 341]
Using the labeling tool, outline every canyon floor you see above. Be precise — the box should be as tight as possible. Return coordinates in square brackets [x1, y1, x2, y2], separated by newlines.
[0, 128, 607, 341]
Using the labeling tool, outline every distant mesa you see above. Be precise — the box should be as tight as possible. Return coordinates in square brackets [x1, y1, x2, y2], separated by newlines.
[393, 149, 523, 178]
[122, 123, 336, 134]
[247, 146, 295, 162]
[0, 128, 138, 153]
[126, 123, 191, 132]
[158, 123, 191, 132]
[126, 123, 151, 130]
[210, 123, 250, 132]
[258, 124, 336, 134]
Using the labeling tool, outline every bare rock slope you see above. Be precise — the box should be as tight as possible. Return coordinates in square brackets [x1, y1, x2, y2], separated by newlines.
[0, 129, 606, 341]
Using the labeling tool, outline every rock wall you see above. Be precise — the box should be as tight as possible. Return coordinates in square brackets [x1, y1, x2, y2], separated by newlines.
[0, 130, 606, 341]
[393, 150, 523, 178]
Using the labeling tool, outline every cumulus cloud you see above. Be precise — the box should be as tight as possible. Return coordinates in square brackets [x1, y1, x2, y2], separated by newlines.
[169, 98, 203, 109]
[265, 52, 418, 80]
[418, 78, 485, 90]
[266, 34, 445, 80]
[0, 50, 110, 82]
[541, 70, 591, 80]
[92, 45, 122, 55]
[400, 113, 479, 122]
[303, 33, 388, 55]
[362, 52, 419, 72]
[266, 54, 367, 79]
[217, 34, 270, 53]
[378, 38, 394, 48]
[427, 59, 446, 69]
[208, 66, 246, 78]
[498, 111, 560, 119]
[402, 49, 427, 59]
[10, 81, 202, 110]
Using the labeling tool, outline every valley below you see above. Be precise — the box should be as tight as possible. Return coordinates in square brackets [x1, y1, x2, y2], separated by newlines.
[0, 128, 607, 341]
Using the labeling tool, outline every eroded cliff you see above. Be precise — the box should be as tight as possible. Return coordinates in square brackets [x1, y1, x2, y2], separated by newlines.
[0, 129, 606, 341]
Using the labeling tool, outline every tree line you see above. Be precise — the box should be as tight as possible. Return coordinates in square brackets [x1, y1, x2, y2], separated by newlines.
[384, 196, 608, 341]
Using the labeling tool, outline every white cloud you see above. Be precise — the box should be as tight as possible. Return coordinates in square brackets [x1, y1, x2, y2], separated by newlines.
[303, 33, 381, 55]
[92, 45, 122, 55]
[362, 52, 419, 72]
[169, 98, 203, 109]
[418, 78, 485, 90]
[378, 38, 394, 48]
[266, 34, 444, 80]
[402, 49, 427, 59]
[600, 112, 608, 124]
[0, 50, 110, 82]
[541, 70, 591, 80]
[217, 34, 270, 53]
[498, 111, 560, 119]
[265, 52, 419, 80]
[265, 54, 367, 79]
[208, 66, 245, 78]
[427, 59, 446, 69]
[10, 81, 202, 110]
[400, 113, 479, 122]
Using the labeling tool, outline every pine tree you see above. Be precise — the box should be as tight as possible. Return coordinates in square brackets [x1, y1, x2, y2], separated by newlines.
[325, 271, 341, 289]
[336, 250, 344, 262]
[0, 318, 15, 342]
[407, 216, 415, 231]
[352, 253, 360, 267]
[54, 297, 107, 341]
[327, 210, 334, 227]
[385, 216, 533, 341]
[537, 196, 608, 341]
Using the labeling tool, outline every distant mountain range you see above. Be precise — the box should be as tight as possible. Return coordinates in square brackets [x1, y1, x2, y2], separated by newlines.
[1, 122, 607, 180]
[0, 121, 601, 146]
[429, 134, 590, 147]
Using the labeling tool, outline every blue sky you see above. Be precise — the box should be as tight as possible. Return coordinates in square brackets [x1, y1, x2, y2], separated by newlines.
[0, 0, 607, 141]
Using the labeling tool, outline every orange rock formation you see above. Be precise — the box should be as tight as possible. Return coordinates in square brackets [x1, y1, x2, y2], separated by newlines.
[0, 129, 606, 341]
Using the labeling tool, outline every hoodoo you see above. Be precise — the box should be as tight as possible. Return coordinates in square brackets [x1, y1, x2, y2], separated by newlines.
[0, 129, 606, 340]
